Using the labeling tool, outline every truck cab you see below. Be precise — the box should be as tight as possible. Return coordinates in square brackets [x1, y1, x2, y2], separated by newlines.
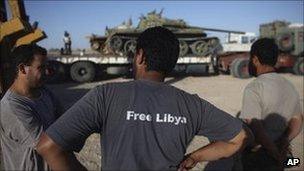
[221, 32, 257, 52]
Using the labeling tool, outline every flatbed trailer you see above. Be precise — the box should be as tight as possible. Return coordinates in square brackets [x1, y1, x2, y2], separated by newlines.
[47, 53, 216, 83]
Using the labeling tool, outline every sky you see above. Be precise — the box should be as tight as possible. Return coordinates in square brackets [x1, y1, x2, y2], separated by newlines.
[10, 0, 304, 49]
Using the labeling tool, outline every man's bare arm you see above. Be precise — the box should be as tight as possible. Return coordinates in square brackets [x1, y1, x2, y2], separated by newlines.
[178, 129, 247, 170]
[36, 132, 87, 171]
[276, 114, 303, 151]
[285, 114, 303, 141]
[191, 129, 246, 161]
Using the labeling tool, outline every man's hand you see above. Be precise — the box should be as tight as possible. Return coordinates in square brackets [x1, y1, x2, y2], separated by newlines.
[178, 154, 198, 171]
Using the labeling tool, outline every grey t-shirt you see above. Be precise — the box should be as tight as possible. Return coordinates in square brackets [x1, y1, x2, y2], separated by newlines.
[46, 80, 242, 170]
[241, 73, 302, 141]
[0, 87, 61, 170]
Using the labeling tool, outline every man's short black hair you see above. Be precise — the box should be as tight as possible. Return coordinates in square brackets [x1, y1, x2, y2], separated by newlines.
[136, 26, 180, 74]
[250, 38, 278, 66]
[11, 44, 47, 78]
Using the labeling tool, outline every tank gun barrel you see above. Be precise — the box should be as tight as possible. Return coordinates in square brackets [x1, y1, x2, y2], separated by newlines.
[161, 25, 245, 34]
[197, 27, 245, 34]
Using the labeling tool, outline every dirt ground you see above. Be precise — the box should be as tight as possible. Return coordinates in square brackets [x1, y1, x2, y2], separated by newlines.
[1, 73, 303, 170]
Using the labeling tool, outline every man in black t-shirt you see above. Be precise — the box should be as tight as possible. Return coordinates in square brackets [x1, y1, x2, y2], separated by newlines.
[37, 27, 247, 171]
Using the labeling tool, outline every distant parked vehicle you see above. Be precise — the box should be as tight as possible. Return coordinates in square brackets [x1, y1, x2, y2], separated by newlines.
[218, 20, 304, 78]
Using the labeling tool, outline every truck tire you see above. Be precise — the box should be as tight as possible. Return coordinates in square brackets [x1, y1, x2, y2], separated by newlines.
[46, 61, 66, 83]
[70, 61, 95, 83]
[230, 58, 241, 78]
[231, 58, 251, 78]
[293, 57, 304, 75]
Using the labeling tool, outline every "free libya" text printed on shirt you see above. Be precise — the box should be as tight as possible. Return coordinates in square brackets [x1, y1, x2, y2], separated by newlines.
[126, 110, 187, 125]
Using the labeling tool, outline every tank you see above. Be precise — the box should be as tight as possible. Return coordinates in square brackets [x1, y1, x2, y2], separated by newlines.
[259, 20, 304, 56]
[88, 10, 220, 57]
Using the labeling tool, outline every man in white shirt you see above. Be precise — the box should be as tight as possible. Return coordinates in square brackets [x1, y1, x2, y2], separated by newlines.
[241, 38, 303, 170]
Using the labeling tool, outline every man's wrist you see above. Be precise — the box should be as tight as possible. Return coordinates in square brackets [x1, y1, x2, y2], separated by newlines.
[188, 153, 200, 163]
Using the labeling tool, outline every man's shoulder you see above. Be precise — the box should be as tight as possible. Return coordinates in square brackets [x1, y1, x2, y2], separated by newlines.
[0, 91, 32, 121]
[170, 85, 198, 97]
[245, 78, 262, 92]
[252, 73, 294, 91]
[0, 91, 14, 111]
[161, 83, 201, 102]
[0, 89, 43, 115]
[88, 81, 135, 98]
[95, 81, 134, 91]
[96, 80, 177, 90]
[1, 90, 23, 107]
[271, 74, 297, 90]
[94, 80, 195, 97]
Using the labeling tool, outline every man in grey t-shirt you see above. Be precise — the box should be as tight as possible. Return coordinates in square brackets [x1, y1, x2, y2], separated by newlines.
[37, 27, 247, 170]
[0, 44, 63, 170]
[241, 38, 303, 170]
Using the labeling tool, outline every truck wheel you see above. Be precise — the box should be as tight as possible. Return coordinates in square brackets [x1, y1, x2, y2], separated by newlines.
[293, 57, 304, 75]
[70, 62, 95, 83]
[231, 58, 251, 78]
[230, 58, 241, 77]
[46, 61, 66, 83]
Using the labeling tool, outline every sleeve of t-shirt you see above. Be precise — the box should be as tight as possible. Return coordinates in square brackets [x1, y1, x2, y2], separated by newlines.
[240, 86, 262, 120]
[196, 97, 242, 142]
[8, 100, 43, 147]
[46, 86, 104, 152]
